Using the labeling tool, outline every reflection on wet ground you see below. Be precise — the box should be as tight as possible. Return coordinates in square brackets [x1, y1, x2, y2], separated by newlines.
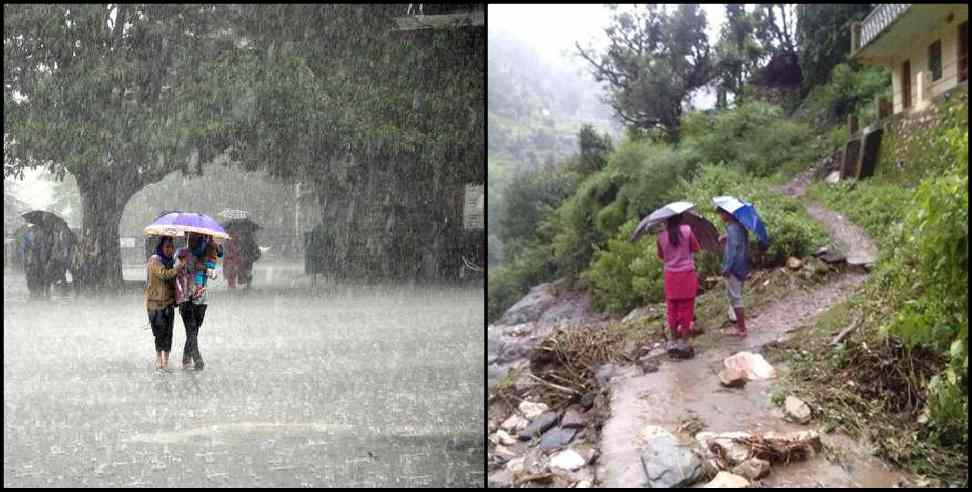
[3, 265, 484, 487]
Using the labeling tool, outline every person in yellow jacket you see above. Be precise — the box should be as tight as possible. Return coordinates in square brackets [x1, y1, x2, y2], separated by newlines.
[145, 236, 186, 371]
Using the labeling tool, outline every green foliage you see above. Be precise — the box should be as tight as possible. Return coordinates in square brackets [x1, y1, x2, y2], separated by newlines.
[806, 180, 912, 249]
[497, 166, 579, 258]
[798, 63, 890, 127]
[673, 164, 828, 266]
[577, 4, 715, 141]
[575, 124, 614, 175]
[883, 129, 968, 442]
[680, 101, 815, 177]
[487, 240, 559, 324]
[796, 4, 874, 94]
[582, 220, 665, 314]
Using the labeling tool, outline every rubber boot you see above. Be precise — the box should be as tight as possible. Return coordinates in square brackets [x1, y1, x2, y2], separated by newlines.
[734, 308, 747, 335]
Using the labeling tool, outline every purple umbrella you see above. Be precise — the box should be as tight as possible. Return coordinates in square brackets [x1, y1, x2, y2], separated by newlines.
[144, 211, 231, 240]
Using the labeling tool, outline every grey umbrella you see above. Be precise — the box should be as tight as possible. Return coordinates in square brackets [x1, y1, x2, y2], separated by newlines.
[22, 210, 69, 229]
[629, 202, 721, 253]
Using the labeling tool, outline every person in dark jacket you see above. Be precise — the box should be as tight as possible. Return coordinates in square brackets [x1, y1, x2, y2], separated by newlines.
[717, 206, 749, 337]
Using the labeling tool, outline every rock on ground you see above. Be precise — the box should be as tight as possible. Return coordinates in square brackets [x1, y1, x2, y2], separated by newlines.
[704, 471, 751, 488]
[723, 352, 776, 380]
[519, 411, 559, 440]
[719, 367, 747, 388]
[784, 395, 812, 424]
[696, 432, 753, 467]
[549, 449, 587, 472]
[539, 426, 578, 450]
[640, 430, 705, 488]
[501, 414, 529, 432]
[519, 401, 549, 420]
[560, 407, 587, 429]
[732, 457, 770, 480]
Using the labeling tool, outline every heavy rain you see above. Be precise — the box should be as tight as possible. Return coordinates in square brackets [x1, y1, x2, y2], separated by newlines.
[4, 4, 485, 487]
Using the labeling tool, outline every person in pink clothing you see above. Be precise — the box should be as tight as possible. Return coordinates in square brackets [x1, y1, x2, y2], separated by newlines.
[655, 212, 701, 357]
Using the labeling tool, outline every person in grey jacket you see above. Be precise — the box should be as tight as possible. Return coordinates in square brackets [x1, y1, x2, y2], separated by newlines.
[717, 206, 749, 337]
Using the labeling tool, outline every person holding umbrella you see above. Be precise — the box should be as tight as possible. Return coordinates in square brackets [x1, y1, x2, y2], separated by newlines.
[145, 236, 186, 371]
[631, 202, 720, 357]
[713, 196, 769, 338]
[145, 211, 229, 371]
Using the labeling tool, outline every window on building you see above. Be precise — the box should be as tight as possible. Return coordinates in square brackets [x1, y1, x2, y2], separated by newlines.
[959, 22, 968, 83]
[928, 40, 942, 81]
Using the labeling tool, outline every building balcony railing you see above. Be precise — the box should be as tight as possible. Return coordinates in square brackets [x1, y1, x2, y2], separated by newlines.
[851, 4, 911, 55]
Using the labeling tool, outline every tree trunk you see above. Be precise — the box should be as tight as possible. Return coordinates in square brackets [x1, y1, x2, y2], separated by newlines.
[74, 170, 136, 294]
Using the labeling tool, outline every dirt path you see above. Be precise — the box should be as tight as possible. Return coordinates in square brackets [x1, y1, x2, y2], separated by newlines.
[597, 169, 908, 487]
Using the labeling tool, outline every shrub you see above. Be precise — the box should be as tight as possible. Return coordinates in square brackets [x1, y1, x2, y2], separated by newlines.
[881, 128, 968, 443]
[582, 219, 665, 314]
[672, 164, 828, 266]
[681, 102, 815, 177]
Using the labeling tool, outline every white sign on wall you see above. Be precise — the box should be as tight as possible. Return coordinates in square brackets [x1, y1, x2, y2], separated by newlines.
[463, 184, 484, 230]
[120, 237, 136, 248]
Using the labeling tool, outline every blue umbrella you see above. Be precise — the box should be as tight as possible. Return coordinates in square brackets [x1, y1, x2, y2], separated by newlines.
[712, 196, 769, 245]
[144, 211, 231, 240]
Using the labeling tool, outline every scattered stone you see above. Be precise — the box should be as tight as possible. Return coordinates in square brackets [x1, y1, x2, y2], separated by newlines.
[696, 432, 753, 466]
[522, 448, 550, 475]
[498, 283, 559, 326]
[731, 457, 770, 480]
[520, 411, 560, 440]
[493, 444, 517, 461]
[505, 456, 526, 475]
[719, 367, 747, 388]
[640, 430, 705, 488]
[623, 305, 660, 323]
[763, 430, 822, 452]
[703, 471, 751, 488]
[519, 401, 549, 420]
[575, 479, 594, 488]
[786, 257, 803, 270]
[784, 396, 812, 424]
[723, 352, 776, 380]
[488, 468, 514, 488]
[819, 252, 846, 265]
[491, 429, 517, 446]
[596, 363, 617, 385]
[572, 443, 599, 465]
[501, 414, 529, 433]
[825, 170, 841, 184]
[539, 426, 577, 450]
[813, 246, 829, 257]
[639, 357, 659, 374]
[560, 407, 586, 429]
[579, 391, 597, 410]
[548, 449, 586, 472]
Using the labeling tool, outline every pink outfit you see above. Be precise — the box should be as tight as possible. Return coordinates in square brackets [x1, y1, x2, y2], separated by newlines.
[656, 225, 699, 272]
[656, 224, 701, 336]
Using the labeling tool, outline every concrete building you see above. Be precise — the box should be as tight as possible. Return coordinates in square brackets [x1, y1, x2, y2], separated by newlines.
[851, 4, 968, 115]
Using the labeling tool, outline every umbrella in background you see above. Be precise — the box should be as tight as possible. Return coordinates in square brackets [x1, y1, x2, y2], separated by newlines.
[218, 209, 249, 220]
[22, 210, 69, 230]
[629, 201, 721, 252]
[712, 196, 769, 245]
[221, 217, 261, 234]
[145, 211, 230, 240]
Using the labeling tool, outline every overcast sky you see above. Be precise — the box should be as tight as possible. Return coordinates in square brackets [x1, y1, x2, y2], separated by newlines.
[488, 4, 731, 110]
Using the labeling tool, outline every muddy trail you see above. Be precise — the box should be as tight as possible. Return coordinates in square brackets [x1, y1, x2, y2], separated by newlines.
[596, 169, 908, 487]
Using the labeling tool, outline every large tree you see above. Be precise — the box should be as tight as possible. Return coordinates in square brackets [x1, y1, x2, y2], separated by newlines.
[577, 4, 715, 142]
[4, 4, 240, 292]
[796, 4, 874, 95]
[714, 4, 763, 108]
[210, 4, 484, 280]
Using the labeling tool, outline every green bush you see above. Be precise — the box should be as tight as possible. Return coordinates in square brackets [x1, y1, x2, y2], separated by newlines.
[806, 180, 912, 249]
[582, 219, 665, 314]
[681, 101, 815, 177]
[881, 128, 968, 443]
[798, 63, 891, 127]
[487, 240, 559, 324]
[672, 164, 828, 266]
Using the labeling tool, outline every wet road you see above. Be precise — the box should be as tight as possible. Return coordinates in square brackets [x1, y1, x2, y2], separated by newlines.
[3, 263, 485, 487]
